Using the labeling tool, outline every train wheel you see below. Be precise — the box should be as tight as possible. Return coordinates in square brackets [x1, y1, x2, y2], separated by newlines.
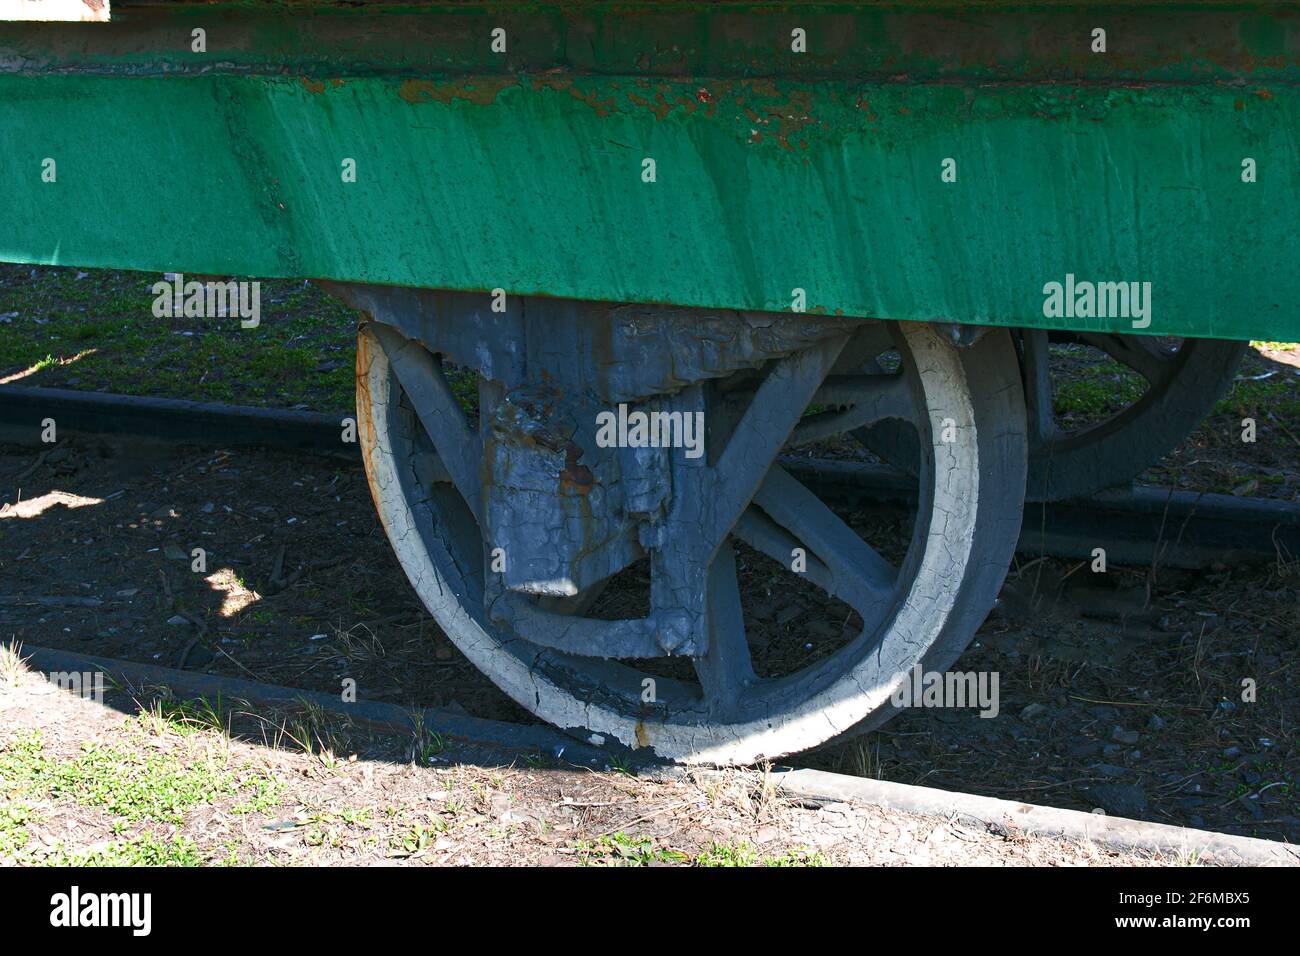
[354, 311, 1026, 765]
[1017, 333, 1247, 501]
[859, 333, 1246, 502]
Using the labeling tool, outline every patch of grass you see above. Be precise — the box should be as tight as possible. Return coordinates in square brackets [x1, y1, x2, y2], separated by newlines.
[1050, 355, 1146, 420]
[230, 774, 286, 815]
[0, 801, 33, 858]
[1216, 376, 1300, 423]
[0, 730, 48, 789]
[46, 743, 236, 824]
[695, 839, 759, 867]
[140, 694, 229, 737]
[763, 846, 829, 867]
[573, 831, 689, 866]
[408, 711, 446, 766]
[0, 264, 358, 411]
[388, 820, 445, 857]
[2, 728, 279, 827]
[274, 699, 353, 768]
[43, 835, 204, 867]
[0, 640, 29, 688]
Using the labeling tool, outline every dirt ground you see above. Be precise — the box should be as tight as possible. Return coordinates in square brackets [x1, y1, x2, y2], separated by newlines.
[0, 658, 1196, 867]
[1, 435, 1296, 850]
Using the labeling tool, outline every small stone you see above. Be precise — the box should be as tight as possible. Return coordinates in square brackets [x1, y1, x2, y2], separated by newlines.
[1020, 703, 1047, 720]
[166, 615, 190, 627]
[1223, 745, 1242, 759]
[201, 502, 216, 514]
[1112, 726, 1140, 746]
[1231, 478, 1259, 497]
[1147, 714, 1166, 731]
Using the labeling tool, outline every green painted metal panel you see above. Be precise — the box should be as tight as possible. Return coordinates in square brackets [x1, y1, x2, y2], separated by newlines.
[1, 3, 1298, 341]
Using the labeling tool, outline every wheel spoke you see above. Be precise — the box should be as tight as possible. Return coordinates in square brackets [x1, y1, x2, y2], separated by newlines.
[790, 372, 914, 445]
[830, 321, 896, 374]
[733, 506, 834, 590]
[491, 592, 666, 657]
[708, 334, 848, 544]
[693, 541, 755, 713]
[752, 464, 897, 622]
[1076, 332, 1173, 384]
[370, 323, 482, 520]
[1020, 329, 1056, 442]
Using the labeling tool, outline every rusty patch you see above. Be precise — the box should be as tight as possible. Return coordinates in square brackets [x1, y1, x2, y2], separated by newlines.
[299, 77, 325, 95]
[559, 442, 594, 496]
[633, 720, 649, 750]
[398, 77, 514, 107]
[565, 85, 617, 118]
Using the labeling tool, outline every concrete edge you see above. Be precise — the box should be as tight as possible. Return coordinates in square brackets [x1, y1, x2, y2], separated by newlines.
[771, 766, 1300, 866]
[17, 645, 615, 768]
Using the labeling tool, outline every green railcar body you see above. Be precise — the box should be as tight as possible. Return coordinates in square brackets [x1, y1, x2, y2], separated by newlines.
[1, 1, 1297, 341]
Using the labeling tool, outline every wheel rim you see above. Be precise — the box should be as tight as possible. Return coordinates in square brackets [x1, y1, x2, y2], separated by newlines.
[356, 317, 1025, 764]
[860, 332, 1247, 503]
[1018, 332, 1247, 501]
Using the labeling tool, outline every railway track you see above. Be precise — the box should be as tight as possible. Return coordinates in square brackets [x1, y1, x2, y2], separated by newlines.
[5, 377, 1294, 848]
[4, 383, 1297, 571]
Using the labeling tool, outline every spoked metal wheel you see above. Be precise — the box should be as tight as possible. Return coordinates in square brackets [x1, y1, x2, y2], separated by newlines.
[860, 332, 1246, 502]
[1017, 332, 1246, 501]
[355, 306, 1026, 765]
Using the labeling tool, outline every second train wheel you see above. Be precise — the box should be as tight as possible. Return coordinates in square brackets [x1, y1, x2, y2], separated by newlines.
[858, 333, 1246, 502]
[1017, 332, 1247, 501]
[355, 315, 1026, 766]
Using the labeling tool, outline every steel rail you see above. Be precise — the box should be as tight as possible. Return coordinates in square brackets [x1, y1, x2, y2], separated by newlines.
[3, 383, 1297, 570]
